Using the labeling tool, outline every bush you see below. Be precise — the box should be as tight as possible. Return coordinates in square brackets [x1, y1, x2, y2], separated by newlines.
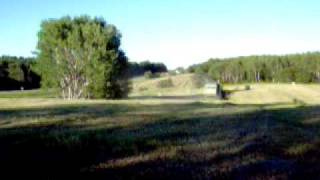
[144, 71, 153, 79]
[144, 71, 161, 79]
[245, 85, 251, 90]
[153, 73, 161, 78]
[157, 78, 174, 88]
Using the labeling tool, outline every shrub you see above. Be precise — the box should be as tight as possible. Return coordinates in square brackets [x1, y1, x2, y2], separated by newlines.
[144, 71, 153, 79]
[245, 85, 251, 90]
[153, 73, 161, 78]
[157, 78, 174, 88]
[144, 71, 161, 79]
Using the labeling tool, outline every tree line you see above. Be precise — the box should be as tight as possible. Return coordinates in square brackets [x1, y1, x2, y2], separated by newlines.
[0, 55, 167, 92]
[0, 56, 40, 90]
[190, 52, 320, 83]
[128, 61, 167, 77]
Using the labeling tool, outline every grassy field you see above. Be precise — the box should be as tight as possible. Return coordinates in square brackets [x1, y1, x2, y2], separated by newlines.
[0, 89, 58, 98]
[1, 80, 320, 179]
[130, 74, 207, 96]
[225, 83, 320, 105]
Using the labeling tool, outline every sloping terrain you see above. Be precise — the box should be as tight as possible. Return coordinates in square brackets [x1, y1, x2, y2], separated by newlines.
[227, 84, 320, 105]
[130, 73, 208, 96]
[131, 73, 320, 105]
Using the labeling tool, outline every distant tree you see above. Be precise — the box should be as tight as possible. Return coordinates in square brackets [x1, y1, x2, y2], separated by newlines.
[36, 16, 129, 99]
[175, 67, 186, 74]
[0, 56, 40, 90]
[8, 62, 24, 82]
[187, 65, 197, 73]
[127, 61, 167, 77]
[144, 71, 153, 79]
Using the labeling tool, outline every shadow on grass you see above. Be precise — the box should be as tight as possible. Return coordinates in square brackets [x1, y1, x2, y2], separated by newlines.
[0, 102, 320, 179]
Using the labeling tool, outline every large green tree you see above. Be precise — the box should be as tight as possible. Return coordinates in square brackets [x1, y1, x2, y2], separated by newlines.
[36, 16, 129, 99]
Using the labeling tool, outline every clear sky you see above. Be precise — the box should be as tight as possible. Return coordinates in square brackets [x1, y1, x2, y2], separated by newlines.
[1, 0, 320, 69]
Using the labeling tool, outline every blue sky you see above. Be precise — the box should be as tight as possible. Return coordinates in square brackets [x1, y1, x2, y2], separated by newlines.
[1, 0, 320, 69]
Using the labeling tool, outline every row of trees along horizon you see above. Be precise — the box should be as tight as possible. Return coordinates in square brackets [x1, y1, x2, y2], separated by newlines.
[4, 52, 320, 92]
[0, 55, 167, 91]
[1, 15, 320, 99]
[0, 56, 40, 90]
[190, 52, 320, 83]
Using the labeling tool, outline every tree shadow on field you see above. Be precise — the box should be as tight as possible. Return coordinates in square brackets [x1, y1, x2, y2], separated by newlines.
[0, 102, 320, 179]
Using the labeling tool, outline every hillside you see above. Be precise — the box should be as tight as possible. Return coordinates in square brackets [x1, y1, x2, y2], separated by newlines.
[130, 73, 209, 96]
[130, 73, 320, 105]
[226, 84, 320, 105]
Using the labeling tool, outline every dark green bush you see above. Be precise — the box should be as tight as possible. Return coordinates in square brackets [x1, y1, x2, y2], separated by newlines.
[144, 71, 153, 79]
[144, 71, 160, 79]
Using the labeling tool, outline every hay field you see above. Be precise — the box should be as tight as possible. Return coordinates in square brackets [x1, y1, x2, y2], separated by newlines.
[226, 83, 320, 105]
[131, 73, 320, 105]
[130, 73, 206, 96]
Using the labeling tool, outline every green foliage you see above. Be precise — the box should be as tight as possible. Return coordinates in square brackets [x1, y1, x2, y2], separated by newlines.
[0, 56, 40, 90]
[175, 67, 186, 74]
[8, 63, 24, 82]
[245, 85, 251, 90]
[144, 71, 153, 79]
[128, 61, 167, 77]
[144, 71, 160, 79]
[193, 52, 320, 83]
[36, 16, 129, 99]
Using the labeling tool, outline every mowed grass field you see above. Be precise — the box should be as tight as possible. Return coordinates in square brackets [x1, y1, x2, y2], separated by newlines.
[1, 78, 320, 179]
[225, 83, 320, 105]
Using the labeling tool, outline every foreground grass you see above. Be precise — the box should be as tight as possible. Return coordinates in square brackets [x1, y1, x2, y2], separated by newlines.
[1, 96, 320, 179]
[0, 89, 58, 98]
